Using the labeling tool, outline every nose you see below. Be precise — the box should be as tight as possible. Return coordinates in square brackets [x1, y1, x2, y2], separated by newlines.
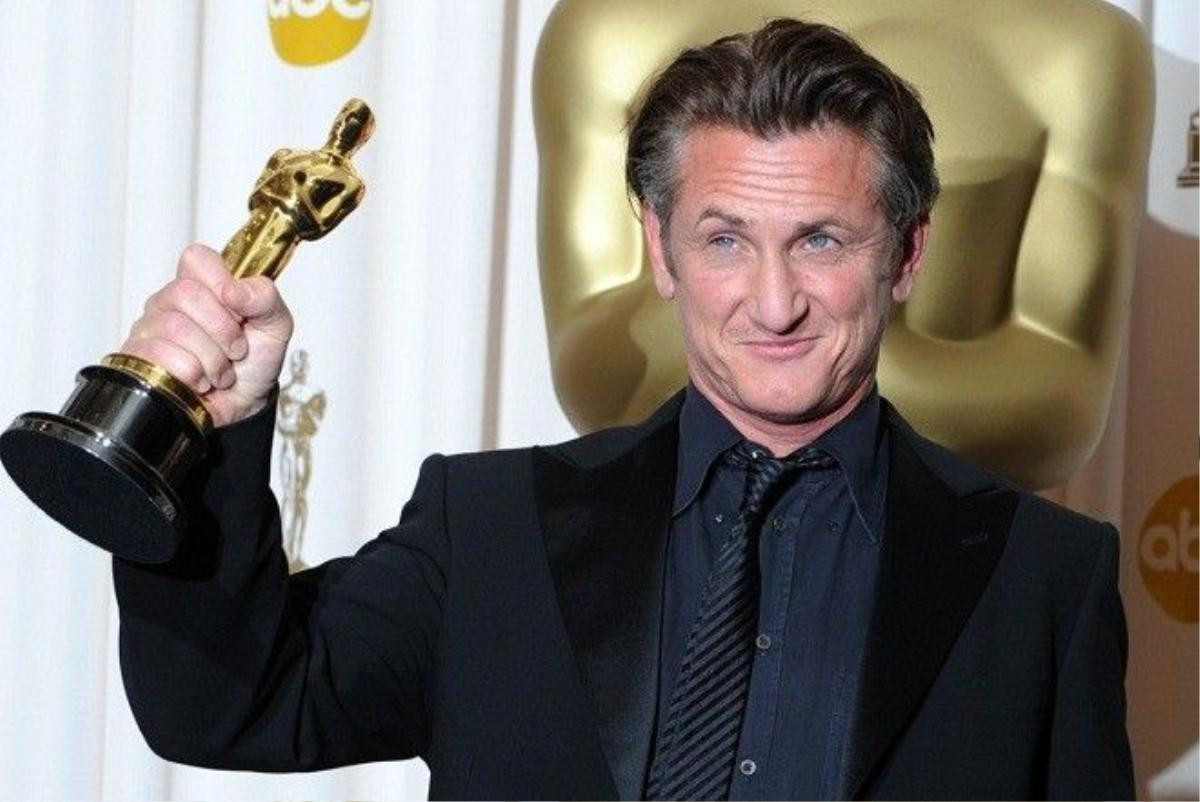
[749, 253, 806, 334]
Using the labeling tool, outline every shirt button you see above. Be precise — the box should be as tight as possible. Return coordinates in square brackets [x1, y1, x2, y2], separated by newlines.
[714, 513, 724, 524]
[829, 521, 840, 533]
[755, 633, 772, 650]
[772, 516, 787, 533]
[740, 758, 757, 776]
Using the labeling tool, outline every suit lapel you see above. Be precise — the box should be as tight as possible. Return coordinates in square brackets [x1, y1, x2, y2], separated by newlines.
[534, 404, 679, 801]
[841, 417, 1019, 799]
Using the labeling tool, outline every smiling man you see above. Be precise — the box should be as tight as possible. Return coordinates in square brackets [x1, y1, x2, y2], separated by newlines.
[112, 18, 1133, 801]
[642, 124, 924, 452]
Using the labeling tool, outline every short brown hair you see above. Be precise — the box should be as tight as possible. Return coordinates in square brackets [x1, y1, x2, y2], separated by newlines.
[626, 19, 939, 242]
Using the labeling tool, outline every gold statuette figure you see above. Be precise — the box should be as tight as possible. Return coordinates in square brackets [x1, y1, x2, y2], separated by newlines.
[0, 98, 373, 563]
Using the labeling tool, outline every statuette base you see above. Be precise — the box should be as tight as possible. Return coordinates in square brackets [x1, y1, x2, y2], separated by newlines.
[0, 364, 208, 563]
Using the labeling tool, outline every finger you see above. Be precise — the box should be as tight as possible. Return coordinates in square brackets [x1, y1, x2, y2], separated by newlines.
[145, 277, 248, 360]
[176, 243, 235, 299]
[122, 335, 213, 395]
[130, 309, 235, 389]
[221, 277, 293, 342]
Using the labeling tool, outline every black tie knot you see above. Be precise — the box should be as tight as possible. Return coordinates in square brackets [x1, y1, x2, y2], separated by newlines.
[724, 440, 835, 517]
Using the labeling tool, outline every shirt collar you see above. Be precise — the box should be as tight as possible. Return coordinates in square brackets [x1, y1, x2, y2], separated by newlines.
[809, 386, 887, 543]
[673, 384, 742, 516]
[673, 383, 888, 542]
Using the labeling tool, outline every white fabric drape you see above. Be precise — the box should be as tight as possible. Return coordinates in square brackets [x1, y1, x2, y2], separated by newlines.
[0, 2, 1193, 799]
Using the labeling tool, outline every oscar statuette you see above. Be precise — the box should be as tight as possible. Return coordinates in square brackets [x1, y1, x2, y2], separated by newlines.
[0, 98, 373, 564]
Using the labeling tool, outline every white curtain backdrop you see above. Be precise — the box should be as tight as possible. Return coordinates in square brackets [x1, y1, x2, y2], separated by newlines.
[0, 1, 1193, 799]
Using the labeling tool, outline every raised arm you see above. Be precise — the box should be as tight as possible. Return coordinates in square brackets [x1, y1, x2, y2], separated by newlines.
[112, 244, 447, 769]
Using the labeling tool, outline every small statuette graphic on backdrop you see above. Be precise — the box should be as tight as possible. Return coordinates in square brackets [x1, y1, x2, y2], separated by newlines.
[277, 349, 327, 572]
[1179, 110, 1198, 188]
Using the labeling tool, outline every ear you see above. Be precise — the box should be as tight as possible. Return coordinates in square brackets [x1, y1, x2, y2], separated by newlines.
[643, 203, 677, 300]
[890, 216, 930, 303]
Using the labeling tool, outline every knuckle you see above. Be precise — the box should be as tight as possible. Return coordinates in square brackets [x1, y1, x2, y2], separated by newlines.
[180, 242, 211, 268]
[121, 337, 153, 361]
[250, 277, 277, 304]
[159, 282, 186, 310]
[174, 277, 204, 305]
[144, 284, 172, 314]
[126, 316, 149, 340]
[260, 281, 291, 319]
[145, 340, 199, 383]
[171, 355, 205, 386]
[139, 338, 168, 363]
[221, 323, 246, 351]
[178, 244, 204, 275]
[213, 317, 237, 342]
[179, 363, 206, 387]
[203, 354, 230, 382]
[161, 310, 191, 340]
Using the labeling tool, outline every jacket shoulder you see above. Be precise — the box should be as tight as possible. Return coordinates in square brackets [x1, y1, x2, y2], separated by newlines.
[538, 390, 684, 470]
[438, 392, 685, 476]
[886, 401, 1116, 545]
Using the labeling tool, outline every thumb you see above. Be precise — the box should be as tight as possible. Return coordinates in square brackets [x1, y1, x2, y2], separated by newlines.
[222, 277, 293, 339]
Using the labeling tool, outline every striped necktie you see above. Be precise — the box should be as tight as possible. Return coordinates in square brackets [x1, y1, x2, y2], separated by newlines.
[644, 440, 834, 800]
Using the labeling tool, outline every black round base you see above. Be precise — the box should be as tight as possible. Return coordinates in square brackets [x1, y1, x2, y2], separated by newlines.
[0, 414, 186, 563]
[0, 363, 209, 564]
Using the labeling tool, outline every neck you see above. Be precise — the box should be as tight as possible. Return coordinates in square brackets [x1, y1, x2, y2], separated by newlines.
[691, 376, 875, 457]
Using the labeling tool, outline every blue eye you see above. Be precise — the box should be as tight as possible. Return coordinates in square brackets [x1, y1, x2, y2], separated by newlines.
[710, 234, 737, 249]
[806, 232, 834, 250]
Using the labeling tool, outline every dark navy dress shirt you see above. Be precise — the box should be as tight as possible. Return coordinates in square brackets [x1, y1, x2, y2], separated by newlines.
[655, 384, 888, 800]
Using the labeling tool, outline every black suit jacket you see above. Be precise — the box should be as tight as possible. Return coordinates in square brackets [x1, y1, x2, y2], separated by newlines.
[113, 391, 1134, 799]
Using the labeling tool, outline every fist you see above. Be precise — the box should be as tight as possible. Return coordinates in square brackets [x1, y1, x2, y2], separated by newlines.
[120, 244, 294, 427]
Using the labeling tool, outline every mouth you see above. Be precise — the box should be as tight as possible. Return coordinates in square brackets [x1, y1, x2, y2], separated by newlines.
[741, 336, 820, 360]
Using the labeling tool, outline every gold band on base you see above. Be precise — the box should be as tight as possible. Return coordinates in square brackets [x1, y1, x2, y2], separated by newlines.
[100, 353, 213, 435]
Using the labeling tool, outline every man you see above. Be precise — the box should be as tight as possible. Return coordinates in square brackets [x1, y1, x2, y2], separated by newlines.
[112, 19, 1133, 800]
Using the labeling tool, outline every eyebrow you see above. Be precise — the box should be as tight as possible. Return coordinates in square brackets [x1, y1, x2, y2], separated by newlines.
[695, 206, 855, 236]
[696, 207, 748, 229]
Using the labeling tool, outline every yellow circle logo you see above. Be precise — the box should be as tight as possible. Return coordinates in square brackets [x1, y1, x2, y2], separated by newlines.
[268, 0, 372, 67]
[1138, 475, 1199, 622]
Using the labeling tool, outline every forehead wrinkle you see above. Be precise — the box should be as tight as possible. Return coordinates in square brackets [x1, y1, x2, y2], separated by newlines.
[683, 157, 870, 208]
[686, 176, 860, 230]
[673, 125, 887, 241]
[681, 124, 877, 188]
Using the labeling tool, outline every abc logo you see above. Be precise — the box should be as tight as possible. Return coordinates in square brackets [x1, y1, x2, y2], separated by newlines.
[1138, 475, 1198, 622]
[267, 0, 372, 67]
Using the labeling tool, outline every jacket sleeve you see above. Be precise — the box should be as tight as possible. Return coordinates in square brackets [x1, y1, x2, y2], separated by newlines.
[1046, 524, 1136, 800]
[112, 400, 449, 771]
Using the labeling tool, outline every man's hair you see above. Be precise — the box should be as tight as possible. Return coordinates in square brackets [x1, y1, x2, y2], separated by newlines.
[625, 18, 940, 245]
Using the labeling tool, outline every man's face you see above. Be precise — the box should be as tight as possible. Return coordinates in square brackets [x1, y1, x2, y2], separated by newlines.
[644, 124, 927, 429]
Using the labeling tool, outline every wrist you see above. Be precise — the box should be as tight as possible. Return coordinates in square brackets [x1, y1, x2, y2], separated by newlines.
[217, 384, 279, 430]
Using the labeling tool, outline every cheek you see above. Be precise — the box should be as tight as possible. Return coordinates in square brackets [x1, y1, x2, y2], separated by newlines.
[674, 280, 748, 379]
[679, 275, 741, 335]
[822, 278, 889, 349]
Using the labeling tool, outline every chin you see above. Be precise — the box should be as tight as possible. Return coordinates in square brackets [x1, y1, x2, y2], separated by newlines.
[731, 377, 831, 425]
